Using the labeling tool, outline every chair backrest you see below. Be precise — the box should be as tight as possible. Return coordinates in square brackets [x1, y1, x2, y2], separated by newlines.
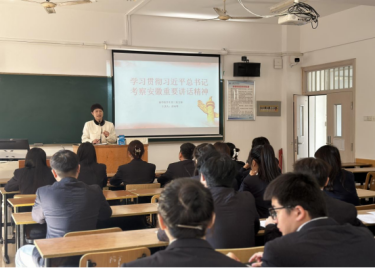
[14, 194, 37, 199]
[19, 159, 51, 168]
[79, 247, 150, 267]
[216, 246, 265, 264]
[356, 204, 375, 210]
[64, 227, 122, 238]
[126, 183, 160, 191]
[151, 194, 160, 203]
[363, 172, 375, 191]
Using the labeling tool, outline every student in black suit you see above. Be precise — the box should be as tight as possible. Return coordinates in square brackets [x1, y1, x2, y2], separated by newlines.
[15, 150, 112, 267]
[264, 158, 364, 243]
[5, 148, 55, 194]
[122, 179, 245, 267]
[199, 151, 260, 248]
[110, 140, 156, 187]
[315, 145, 359, 206]
[157, 143, 196, 187]
[236, 137, 272, 186]
[77, 142, 107, 189]
[230, 173, 375, 267]
[191, 143, 216, 180]
[226, 142, 246, 167]
[239, 144, 280, 218]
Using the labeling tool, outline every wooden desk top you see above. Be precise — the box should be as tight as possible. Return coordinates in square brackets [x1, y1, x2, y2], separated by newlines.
[8, 190, 138, 207]
[0, 187, 20, 195]
[34, 228, 167, 259]
[0, 178, 11, 185]
[342, 162, 372, 168]
[12, 203, 159, 225]
[107, 170, 165, 179]
[344, 167, 375, 173]
[128, 188, 163, 197]
[103, 190, 137, 200]
[357, 189, 375, 199]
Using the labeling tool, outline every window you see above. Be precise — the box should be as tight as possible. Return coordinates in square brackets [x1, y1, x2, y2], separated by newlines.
[305, 64, 353, 92]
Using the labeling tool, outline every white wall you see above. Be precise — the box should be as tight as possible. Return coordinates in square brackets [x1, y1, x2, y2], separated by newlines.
[300, 6, 375, 160]
[0, 4, 299, 170]
[131, 15, 292, 169]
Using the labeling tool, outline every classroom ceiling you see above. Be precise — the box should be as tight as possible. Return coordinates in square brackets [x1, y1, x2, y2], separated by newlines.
[1, 0, 375, 23]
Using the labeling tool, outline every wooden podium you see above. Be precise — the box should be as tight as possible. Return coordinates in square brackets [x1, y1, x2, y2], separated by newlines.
[72, 145, 149, 174]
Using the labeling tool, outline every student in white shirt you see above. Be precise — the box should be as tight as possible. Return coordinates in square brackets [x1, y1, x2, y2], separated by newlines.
[81, 103, 117, 144]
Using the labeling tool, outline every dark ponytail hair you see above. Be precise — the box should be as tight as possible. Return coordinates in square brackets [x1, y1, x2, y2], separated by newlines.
[128, 140, 144, 159]
[248, 144, 280, 183]
[24, 148, 49, 191]
[226, 142, 240, 161]
[158, 178, 214, 239]
[77, 142, 97, 165]
[314, 145, 343, 191]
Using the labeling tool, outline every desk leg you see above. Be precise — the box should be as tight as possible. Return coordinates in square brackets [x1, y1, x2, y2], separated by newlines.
[3, 195, 9, 264]
[0, 193, 3, 244]
[45, 258, 51, 267]
[15, 207, 20, 251]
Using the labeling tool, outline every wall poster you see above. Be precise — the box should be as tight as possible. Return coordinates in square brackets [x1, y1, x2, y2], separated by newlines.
[227, 80, 255, 121]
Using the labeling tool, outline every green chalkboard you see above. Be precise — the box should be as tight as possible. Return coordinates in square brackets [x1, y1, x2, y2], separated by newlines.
[0, 74, 113, 144]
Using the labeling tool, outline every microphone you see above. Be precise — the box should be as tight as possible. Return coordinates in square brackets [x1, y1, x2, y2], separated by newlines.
[100, 127, 102, 144]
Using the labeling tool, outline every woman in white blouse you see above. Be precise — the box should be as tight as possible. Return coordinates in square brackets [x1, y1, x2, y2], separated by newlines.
[81, 103, 117, 144]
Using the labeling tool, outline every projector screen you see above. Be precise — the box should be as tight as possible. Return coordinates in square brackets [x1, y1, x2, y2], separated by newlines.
[113, 51, 222, 138]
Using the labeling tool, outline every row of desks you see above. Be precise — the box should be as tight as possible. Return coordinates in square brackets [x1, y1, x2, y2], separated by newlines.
[0, 187, 163, 264]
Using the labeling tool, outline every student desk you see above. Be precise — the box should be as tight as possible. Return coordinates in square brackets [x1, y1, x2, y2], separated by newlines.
[357, 189, 375, 199]
[128, 188, 163, 203]
[0, 188, 20, 264]
[342, 162, 372, 168]
[345, 167, 375, 185]
[12, 203, 159, 250]
[5, 190, 137, 263]
[107, 170, 166, 179]
[357, 209, 375, 226]
[34, 228, 168, 267]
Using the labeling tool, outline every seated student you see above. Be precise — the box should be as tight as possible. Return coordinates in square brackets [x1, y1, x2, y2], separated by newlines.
[122, 179, 245, 267]
[237, 137, 272, 184]
[264, 158, 364, 243]
[158, 151, 260, 248]
[231, 173, 375, 267]
[191, 143, 216, 180]
[157, 143, 196, 187]
[77, 142, 107, 189]
[110, 140, 156, 187]
[15, 150, 112, 267]
[239, 144, 280, 218]
[315, 145, 359, 206]
[226, 142, 246, 167]
[5, 148, 55, 194]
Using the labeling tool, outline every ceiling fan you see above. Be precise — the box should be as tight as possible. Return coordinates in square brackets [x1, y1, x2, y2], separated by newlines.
[198, 0, 262, 22]
[22, 0, 92, 14]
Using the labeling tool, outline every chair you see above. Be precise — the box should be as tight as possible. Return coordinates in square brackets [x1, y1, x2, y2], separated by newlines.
[79, 247, 150, 267]
[356, 204, 375, 210]
[216, 246, 264, 264]
[64, 227, 122, 237]
[363, 172, 375, 190]
[126, 183, 160, 191]
[14, 194, 37, 199]
[151, 194, 160, 204]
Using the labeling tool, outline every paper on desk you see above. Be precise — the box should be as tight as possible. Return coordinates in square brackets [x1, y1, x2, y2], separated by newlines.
[357, 214, 375, 224]
[260, 220, 266, 228]
[367, 212, 375, 216]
